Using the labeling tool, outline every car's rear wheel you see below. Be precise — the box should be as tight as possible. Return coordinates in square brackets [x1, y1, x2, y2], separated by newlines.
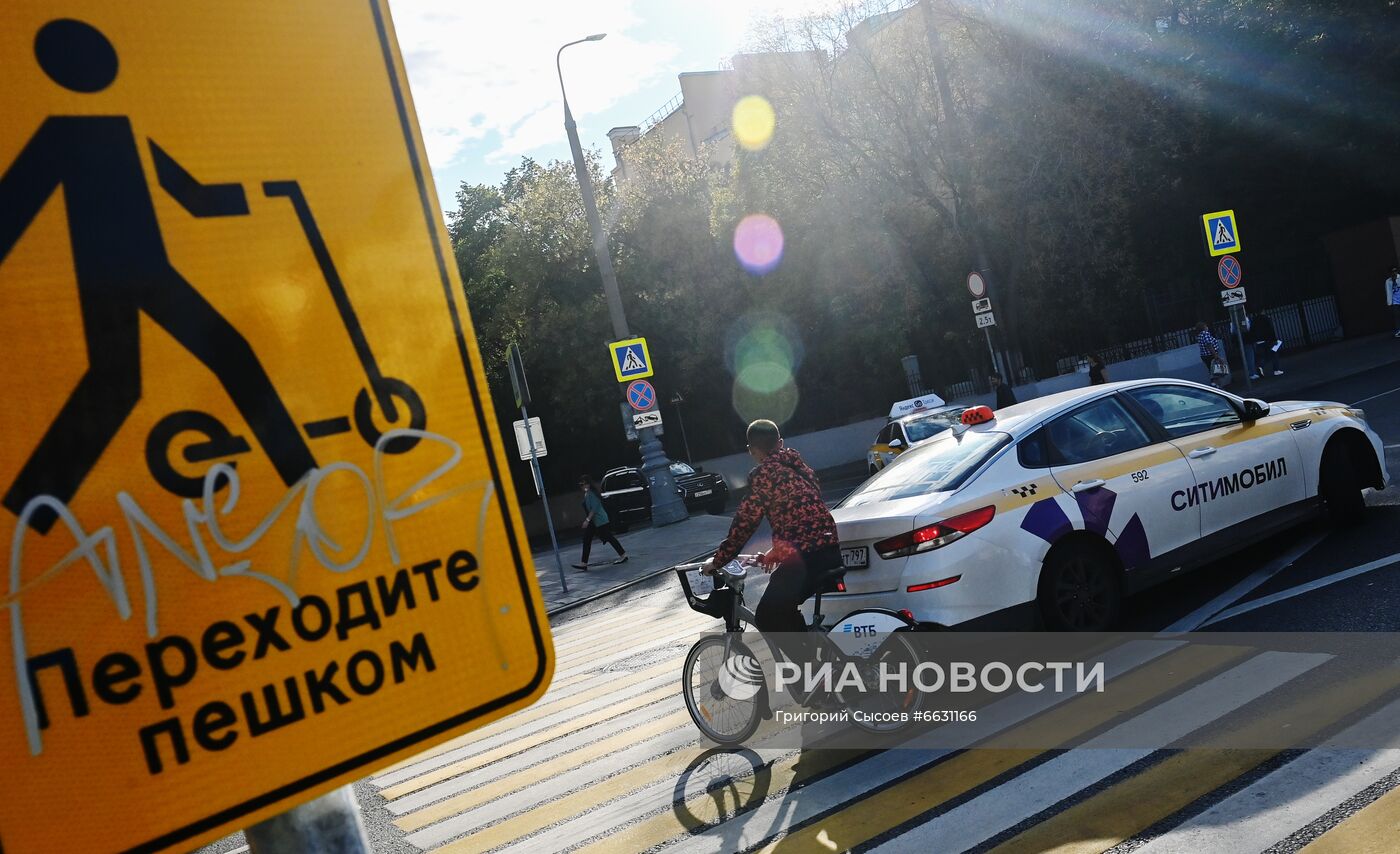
[1037, 541, 1122, 631]
[1319, 444, 1365, 527]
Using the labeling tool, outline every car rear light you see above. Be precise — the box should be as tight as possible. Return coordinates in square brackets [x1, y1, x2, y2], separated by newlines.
[907, 575, 961, 593]
[873, 506, 996, 558]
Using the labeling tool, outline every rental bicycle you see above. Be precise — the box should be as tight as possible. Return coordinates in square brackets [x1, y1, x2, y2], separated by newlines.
[676, 555, 924, 746]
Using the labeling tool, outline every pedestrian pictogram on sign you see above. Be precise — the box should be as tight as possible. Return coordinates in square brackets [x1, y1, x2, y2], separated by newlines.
[1218, 255, 1243, 288]
[0, 4, 554, 852]
[627, 380, 656, 411]
[1201, 209, 1241, 257]
[609, 337, 654, 381]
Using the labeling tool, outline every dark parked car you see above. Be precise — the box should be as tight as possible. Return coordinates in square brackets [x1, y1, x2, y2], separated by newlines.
[600, 461, 729, 528]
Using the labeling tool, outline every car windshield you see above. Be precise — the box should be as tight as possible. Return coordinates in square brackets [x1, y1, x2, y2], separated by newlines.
[903, 411, 960, 443]
[840, 430, 1010, 507]
[669, 462, 695, 476]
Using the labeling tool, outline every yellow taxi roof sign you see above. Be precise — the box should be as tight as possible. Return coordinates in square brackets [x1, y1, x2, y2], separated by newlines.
[0, 3, 553, 851]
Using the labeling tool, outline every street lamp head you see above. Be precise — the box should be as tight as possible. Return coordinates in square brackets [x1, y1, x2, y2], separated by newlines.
[586, 33, 607, 41]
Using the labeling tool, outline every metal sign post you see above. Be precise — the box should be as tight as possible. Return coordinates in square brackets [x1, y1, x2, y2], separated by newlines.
[509, 349, 568, 594]
[1228, 303, 1253, 394]
[520, 404, 568, 594]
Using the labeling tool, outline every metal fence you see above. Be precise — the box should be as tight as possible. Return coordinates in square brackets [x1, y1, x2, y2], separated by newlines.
[1053, 295, 1342, 376]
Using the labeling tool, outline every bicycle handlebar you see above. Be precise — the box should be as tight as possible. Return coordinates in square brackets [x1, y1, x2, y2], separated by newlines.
[673, 554, 766, 574]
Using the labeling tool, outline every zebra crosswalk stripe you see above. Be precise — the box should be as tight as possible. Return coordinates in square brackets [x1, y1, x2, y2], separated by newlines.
[863, 651, 1330, 854]
[986, 669, 1400, 854]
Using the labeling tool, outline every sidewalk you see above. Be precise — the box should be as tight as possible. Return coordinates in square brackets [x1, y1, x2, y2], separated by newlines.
[532, 513, 734, 614]
[1215, 331, 1400, 401]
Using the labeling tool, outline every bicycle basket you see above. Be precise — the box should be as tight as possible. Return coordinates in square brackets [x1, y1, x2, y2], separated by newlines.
[677, 567, 736, 619]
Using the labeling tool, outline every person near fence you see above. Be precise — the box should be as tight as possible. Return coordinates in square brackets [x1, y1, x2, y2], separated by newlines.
[1253, 311, 1283, 377]
[990, 373, 1018, 407]
[1230, 313, 1257, 380]
[1196, 321, 1226, 387]
[1087, 354, 1109, 385]
[573, 476, 627, 570]
[1387, 266, 1400, 339]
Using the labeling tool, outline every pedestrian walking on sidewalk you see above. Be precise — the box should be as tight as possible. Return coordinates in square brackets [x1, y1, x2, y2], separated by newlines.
[990, 373, 1018, 408]
[1196, 321, 1227, 387]
[1387, 266, 1400, 339]
[573, 476, 627, 570]
[1230, 313, 1257, 380]
[1253, 311, 1283, 377]
[1086, 354, 1109, 385]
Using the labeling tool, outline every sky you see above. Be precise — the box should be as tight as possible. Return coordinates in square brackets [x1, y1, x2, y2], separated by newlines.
[385, 0, 831, 214]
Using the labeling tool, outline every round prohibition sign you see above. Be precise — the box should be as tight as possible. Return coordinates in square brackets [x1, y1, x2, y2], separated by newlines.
[627, 379, 657, 411]
[1218, 255, 1243, 288]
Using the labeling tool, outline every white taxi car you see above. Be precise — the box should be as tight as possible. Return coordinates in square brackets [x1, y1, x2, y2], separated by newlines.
[828, 379, 1388, 631]
[868, 397, 964, 474]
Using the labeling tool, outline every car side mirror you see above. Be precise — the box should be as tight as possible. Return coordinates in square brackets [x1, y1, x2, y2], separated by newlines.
[888, 438, 904, 449]
[1241, 398, 1269, 421]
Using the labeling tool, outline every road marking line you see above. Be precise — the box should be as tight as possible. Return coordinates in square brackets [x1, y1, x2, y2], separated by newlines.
[378, 676, 678, 798]
[569, 748, 866, 854]
[664, 643, 1222, 854]
[1136, 698, 1400, 853]
[1350, 387, 1400, 406]
[393, 708, 692, 831]
[417, 746, 787, 852]
[987, 669, 1400, 854]
[1304, 773, 1400, 853]
[864, 651, 1331, 854]
[485, 641, 1195, 854]
[1163, 532, 1327, 633]
[1200, 550, 1400, 627]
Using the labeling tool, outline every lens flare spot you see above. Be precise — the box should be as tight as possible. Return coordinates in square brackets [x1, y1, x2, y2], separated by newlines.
[737, 361, 791, 394]
[733, 214, 784, 275]
[732, 95, 776, 151]
[732, 377, 799, 427]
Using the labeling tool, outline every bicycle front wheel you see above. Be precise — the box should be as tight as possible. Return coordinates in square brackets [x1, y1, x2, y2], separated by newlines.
[682, 634, 766, 746]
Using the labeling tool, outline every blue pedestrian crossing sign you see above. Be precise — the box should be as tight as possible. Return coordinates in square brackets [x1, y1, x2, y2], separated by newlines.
[610, 337, 654, 382]
[1202, 209, 1241, 257]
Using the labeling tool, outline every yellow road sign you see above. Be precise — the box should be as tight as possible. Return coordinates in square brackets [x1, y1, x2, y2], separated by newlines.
[609, 336, 654, 382]
[1201, 209, 1241, 257]
[0, 3, 553, 851]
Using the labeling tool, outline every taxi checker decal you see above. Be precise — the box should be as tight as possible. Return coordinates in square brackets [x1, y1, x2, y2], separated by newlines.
[1020, 486, 1152, 570]
[1170, 456, 1288, 511]
[1006, 483, 1040, 498]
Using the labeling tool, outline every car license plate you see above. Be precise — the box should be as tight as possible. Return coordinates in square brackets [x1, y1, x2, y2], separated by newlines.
[694, 489, 712, 497]
[841, 546, 869, 569]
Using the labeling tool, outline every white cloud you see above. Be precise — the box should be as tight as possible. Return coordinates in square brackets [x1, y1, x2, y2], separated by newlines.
[388, 0, 679, 170]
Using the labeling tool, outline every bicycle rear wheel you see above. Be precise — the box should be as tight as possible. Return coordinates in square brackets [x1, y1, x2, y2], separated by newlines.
[682, 634, 766, 746]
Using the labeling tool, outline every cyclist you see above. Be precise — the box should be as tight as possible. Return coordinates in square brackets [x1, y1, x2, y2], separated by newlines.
[705, 420, 841, 679]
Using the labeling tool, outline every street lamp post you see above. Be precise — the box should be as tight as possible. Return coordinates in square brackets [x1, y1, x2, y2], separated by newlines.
[671, 392, 693, 464]
[557, 35, 687, 526]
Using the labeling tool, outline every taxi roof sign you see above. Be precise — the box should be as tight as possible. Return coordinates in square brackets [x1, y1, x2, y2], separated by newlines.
[0, 4, 553, 851]
[960, 405, 996, 425]
[889, 394, 947, 419]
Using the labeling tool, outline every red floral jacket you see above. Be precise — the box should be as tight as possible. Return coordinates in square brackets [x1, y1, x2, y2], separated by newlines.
[713, 447, 839, 566]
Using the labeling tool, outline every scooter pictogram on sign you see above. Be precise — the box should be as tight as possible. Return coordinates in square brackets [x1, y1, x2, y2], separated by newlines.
[0, 20, 426, 513]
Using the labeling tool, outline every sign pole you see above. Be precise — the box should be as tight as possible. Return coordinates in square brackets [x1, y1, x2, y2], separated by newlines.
[522, 404, 568, 593]
[245, 785, 370, 853]
[983, 327, 999, 378]
[1230, 304, 1253, 394]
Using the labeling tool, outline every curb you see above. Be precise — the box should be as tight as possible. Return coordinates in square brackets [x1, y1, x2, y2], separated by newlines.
[546, 548, 716, 618]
